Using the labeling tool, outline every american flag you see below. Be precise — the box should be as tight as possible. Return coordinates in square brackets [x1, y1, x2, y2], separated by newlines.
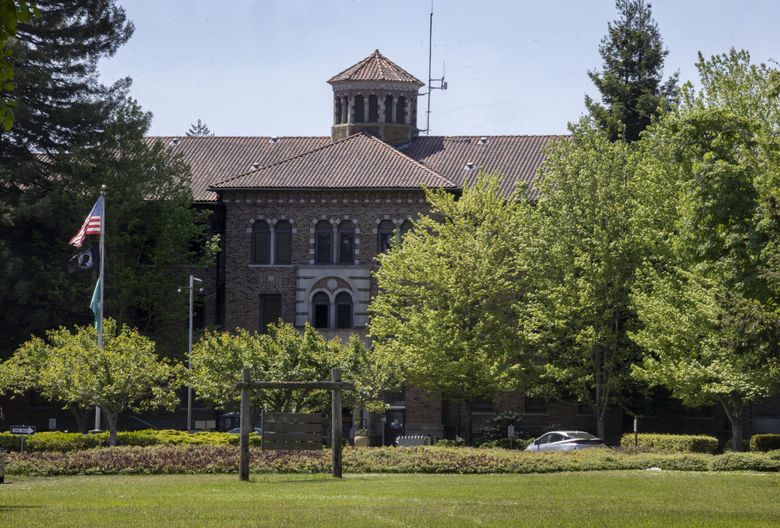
[69, 196, 103, 248]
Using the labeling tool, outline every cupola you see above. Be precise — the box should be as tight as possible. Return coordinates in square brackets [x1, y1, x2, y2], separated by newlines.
[328, 50, 424, 145]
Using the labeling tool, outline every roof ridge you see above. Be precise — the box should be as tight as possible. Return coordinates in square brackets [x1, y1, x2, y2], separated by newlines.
[212, 133, 372, 187]
[363, 134, 455, 187]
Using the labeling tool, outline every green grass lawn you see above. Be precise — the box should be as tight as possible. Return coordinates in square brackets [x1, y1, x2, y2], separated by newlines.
[1, 471, 779, 527]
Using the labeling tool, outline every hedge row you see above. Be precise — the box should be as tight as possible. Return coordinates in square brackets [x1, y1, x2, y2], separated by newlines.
[750, 434, 780, 452]
[619, 433, 719, 454]
[5, 445, 780, 476]
[0, 429, 260, 452]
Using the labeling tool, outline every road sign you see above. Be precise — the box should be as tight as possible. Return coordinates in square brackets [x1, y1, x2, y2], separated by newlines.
[507, 425, 515, 438]
[10, 425, 35, 435]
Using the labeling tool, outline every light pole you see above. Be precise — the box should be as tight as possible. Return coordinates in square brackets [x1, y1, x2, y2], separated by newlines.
[179, 275, 203, 432]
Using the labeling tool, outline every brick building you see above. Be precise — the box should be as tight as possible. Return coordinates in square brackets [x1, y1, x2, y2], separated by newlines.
[5, 50, 776, 444]
[155, 49, 779, 445]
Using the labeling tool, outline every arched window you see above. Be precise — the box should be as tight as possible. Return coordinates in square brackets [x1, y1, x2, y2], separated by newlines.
[395, 96, 406, 124]
[377, 220, 395, 253]
[313, 292, 330, 329]
[251, 221, 270, 264]
[315, 220, 332, 264]
[354, 94, 365, 123]
[384, 95, 393, 123]
[335, 97, 342, 124]
[338, 221, 355, 264]
[400, 220, 413, 242]
[368, 94, 378, 122]
[275, 220, 292, 264]
[335, 292, 353, 329]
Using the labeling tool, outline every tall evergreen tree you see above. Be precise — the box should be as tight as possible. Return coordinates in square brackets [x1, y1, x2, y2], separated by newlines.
[0, 2, 215, 356]
[186, 118, 213, 137]
[585, 0, 677, 142]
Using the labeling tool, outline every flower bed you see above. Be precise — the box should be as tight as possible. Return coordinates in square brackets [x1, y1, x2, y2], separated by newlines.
[5, 445, 780, 477]
[0, 429, 260, 452]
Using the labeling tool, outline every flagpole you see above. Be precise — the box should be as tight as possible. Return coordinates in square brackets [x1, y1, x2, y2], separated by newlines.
[94, 185, 106, 432]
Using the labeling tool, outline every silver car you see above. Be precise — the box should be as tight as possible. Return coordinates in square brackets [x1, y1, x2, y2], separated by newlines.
[525, 430, 606, 452]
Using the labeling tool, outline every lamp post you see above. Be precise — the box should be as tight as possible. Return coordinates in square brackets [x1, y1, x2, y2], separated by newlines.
[180, 275, 203, 432]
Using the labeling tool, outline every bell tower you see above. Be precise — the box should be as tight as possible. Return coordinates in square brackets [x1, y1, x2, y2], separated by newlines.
[328, 50, 424, 146]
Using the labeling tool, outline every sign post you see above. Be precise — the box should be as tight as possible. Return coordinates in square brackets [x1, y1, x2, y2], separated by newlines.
[508, 425, 515, 450]
[10, 425, 35, 452]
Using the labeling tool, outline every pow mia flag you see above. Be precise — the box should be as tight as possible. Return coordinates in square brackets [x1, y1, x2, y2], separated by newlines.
[68, 247, 99, 274]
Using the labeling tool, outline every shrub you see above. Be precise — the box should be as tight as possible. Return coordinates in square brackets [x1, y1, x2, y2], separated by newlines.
[477, 438, 533, 450]
[479, 412, 532, 441]
[434, 439, 464, 447]
[0, 429, 260, 452]
[750, 434, 780, 452]
[619, 433, 718, 454]
[6, 445, 779, 477]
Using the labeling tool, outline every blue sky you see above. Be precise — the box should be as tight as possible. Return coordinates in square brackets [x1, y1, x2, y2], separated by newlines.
[98, 1, 779, 137]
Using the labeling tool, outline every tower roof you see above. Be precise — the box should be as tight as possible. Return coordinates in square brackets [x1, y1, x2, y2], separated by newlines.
[328, 49, 424, 86]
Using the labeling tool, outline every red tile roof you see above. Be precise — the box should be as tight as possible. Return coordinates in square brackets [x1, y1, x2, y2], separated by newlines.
[146, 136, 330, 202]
[149, 134, 562, 201]
[328, 50, 424, 86]
[211, 132, 455, 191]
[403, 135, 562, 199]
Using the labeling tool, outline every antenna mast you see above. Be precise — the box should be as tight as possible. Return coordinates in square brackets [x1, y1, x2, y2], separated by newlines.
[423, 1, 447, 135]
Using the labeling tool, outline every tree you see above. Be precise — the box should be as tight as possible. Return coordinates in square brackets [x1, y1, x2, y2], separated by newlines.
[186, 118, 213, 137]
[190, 322, 380, 416]
[630, 50, 780, 451]
[521, 122, 642, 440]
[0, 2, 217, 356]
[0, 319, 181, 444]
[585, 0, 677, 142]
[0, 0, 35, 129]
[368, 176, 528, 444]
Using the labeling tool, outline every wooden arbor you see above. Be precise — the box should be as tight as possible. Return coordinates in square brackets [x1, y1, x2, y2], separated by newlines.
[234, 367, 355, 480]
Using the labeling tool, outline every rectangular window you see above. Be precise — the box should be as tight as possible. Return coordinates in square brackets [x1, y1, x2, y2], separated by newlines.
[314, 303, 329, 328]
[339, 233, 354, 264]
[253, 231, 270, 264]
[471, 397, 495, 413]
[259, 294, 281, 334]
[577, 404, 595, 416]
[524, 397, 548, 415]
[276, 231, 292, 264]
[315, 231, 331, 264]
[336, 302, 352, 329]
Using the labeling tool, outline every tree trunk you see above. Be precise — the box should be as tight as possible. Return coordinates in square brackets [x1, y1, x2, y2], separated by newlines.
[464, 398, 473, 446]
[720, 397, 745, 451]
[596, 410, 606, 442]
[69, 405, 89, 434]
[105, 411, 119, 446]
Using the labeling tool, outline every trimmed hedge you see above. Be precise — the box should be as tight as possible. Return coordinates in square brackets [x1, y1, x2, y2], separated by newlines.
[0, 429, 260, 452]
[619, 433, 719, 454]
[5, 445, 780, 476]
[750, 434, 780, 452]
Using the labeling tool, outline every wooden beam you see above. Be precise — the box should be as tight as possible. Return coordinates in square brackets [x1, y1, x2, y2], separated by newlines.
[239, 367, 251, 482]
[234, 380, 355, 390]
[331, 368, 343, 478]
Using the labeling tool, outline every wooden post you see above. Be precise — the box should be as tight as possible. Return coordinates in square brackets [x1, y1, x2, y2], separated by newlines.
[331, 368, 343, 478]
[239, 367, 251, 481]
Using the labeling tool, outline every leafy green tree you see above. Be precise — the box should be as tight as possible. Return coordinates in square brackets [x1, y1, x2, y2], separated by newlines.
[586, 0, 677, 142]
[521, 123, 642, 439]
[0, 0, 35, 129]
[369, 176, 528, 444]
[186, 118, 213, 137]
[0, 2, 217, 356]
[630, 50, 780, 451]
[1, 319, 182, 444]
[190, 322, 380, 417]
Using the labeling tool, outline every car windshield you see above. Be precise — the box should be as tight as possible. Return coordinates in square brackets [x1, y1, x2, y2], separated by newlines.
[565, 432, 597, 439]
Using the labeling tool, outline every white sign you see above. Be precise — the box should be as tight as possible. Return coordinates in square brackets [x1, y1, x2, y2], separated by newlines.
[10, 425, 35, 435]
[507, 425, 515, 439]
[49, 418, 57, 430]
